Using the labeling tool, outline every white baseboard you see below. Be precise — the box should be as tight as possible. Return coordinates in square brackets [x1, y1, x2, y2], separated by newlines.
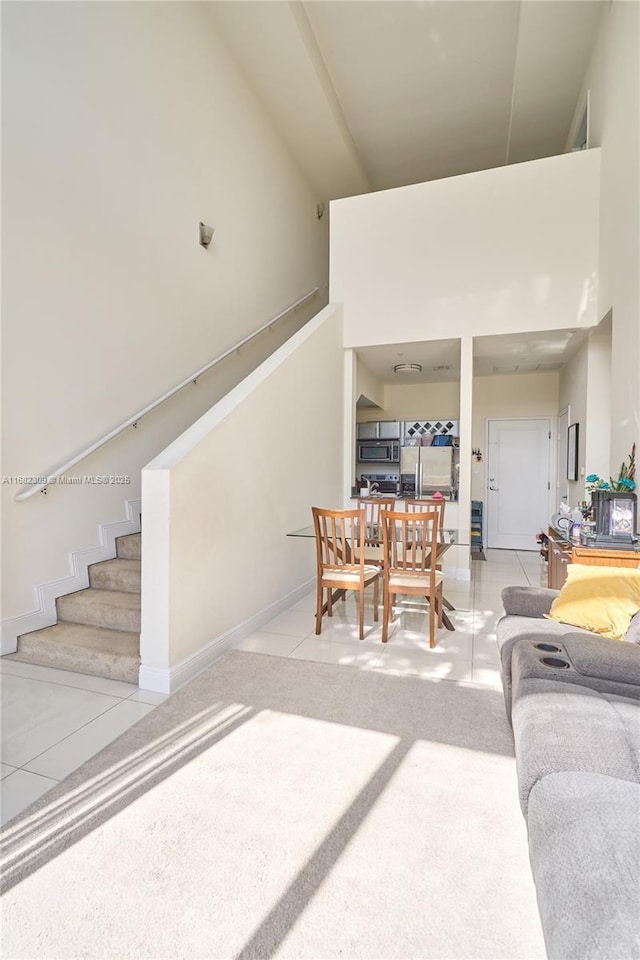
[1, 498, 142, 655]
[138, 577, 315, 694]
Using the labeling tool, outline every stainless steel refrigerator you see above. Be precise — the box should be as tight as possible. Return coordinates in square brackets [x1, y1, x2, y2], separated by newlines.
[400, 441, 458, 498]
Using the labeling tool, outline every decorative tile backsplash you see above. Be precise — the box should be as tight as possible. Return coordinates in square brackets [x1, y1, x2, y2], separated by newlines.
[402, 420, 459, 438]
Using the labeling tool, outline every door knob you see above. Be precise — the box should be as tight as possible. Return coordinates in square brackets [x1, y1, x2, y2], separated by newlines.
[489, 485, 499, 491]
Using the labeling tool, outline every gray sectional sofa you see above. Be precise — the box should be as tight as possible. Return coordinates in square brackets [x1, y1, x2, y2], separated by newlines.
[496, 586, 640, 960]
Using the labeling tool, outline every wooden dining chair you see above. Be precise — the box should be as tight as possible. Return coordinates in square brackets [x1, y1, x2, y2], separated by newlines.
[380, 508, 444, 648]
[403, 498, 457, 623]
[405, 498, 445, 537]
[312, 507, 381, 641]
[405, 498, 446, 567]
[355, 496, 396, 567]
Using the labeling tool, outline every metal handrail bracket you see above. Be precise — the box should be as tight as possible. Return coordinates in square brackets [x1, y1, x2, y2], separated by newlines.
[15, 287, 319, 501]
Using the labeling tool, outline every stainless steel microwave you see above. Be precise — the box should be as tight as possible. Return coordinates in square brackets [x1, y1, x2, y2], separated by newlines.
[357, 440, 400, 463]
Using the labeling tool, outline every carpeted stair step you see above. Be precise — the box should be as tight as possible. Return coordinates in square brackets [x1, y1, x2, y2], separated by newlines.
[89, 557, 141, 594]
[14, 622, 139, 683]
[57, 588, 141, 633]
[116, 533, 141, 560]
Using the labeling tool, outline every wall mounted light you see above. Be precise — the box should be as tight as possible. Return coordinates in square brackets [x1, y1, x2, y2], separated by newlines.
[199, 222, 214, 248]
[393, 362, 422, 374]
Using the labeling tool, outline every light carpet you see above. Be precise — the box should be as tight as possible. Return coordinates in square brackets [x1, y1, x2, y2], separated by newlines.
[0, 650, 544, 959]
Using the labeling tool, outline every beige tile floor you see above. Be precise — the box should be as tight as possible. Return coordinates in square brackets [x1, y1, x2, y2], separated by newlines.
[238, 548, 547, 686]
[0, 549, 545, 825]
[0, 661, 168, 826]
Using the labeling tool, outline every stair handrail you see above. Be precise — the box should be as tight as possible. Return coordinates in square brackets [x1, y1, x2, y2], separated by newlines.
[15, 287, 319, 501]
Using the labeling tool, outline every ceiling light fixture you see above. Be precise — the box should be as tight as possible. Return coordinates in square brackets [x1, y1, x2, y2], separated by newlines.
[393, 362, 422, 374]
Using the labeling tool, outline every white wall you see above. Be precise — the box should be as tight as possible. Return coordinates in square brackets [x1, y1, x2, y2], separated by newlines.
[355, 358, 384, 409]
[1, 2, 327, 625]
[571, 1, 639, 474]
[558, 326, 613, 505]
[357, 381, 460, 422]
[559, 347, 589, 503]
[141, 304, 344, 691]
[330, 150, 600, 348]
[585, 328, 612, 492]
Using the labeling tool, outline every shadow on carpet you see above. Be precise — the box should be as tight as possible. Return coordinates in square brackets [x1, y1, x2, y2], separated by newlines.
[1, 653, 512, 892]
[0, 651, 542, 960]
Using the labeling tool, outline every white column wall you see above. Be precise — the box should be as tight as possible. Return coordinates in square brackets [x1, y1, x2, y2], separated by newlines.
[585, 330, 613, 491]
[559, 330, 613, 505]
[344, 350, 358, 499]
[559, 346, 589, 504]
[141, 305, 344, 692]
[456, 338, 473, 575]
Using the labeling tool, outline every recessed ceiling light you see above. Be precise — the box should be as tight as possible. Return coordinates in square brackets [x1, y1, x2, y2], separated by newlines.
[393, 363, 422, 374]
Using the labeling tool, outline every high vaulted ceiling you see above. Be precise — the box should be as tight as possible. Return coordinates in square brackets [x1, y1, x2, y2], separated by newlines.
[210, 0, 604, 199]
[209, 1, 605, 383]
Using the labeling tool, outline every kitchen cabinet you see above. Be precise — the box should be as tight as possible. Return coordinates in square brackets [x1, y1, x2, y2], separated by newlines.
[356, 422, 379, 439]
[378, 421, 401, 439]
[356, 421, 400, 440]
[547, 527, 640, 590]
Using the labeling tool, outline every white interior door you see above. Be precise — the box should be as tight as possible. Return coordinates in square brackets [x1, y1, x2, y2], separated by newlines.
[486, 418, 551, 550]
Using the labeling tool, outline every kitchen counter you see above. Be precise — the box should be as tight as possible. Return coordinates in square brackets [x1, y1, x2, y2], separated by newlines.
[351, 492, 457, 502]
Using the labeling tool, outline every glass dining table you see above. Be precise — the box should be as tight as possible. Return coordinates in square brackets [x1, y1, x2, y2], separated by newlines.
[287, 523, 463, 631]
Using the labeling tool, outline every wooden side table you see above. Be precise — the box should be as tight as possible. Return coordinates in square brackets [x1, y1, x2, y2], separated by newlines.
[547, 526, 640, 590]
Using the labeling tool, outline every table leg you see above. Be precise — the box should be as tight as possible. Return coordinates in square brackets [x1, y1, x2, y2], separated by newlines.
[428, 597, 455, 631]
[440, 608, 455, 631]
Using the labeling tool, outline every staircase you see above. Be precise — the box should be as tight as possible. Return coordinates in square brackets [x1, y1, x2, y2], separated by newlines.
[13, 533, 141, 684]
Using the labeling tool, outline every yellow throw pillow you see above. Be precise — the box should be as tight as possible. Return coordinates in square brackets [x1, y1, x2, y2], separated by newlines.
[545, 564, 640, 641]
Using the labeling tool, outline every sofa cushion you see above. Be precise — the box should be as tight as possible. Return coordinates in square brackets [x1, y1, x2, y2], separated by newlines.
[561, 632, 640, 685]
[545, 564, 640, 641]
[496, 617, 595, 719]
[501, 585, 559, 618]
[527, 771, 640, 960]
[497, 615, 595, 660]
[511, 677, 640, 813]
[508, 633, 640, 713]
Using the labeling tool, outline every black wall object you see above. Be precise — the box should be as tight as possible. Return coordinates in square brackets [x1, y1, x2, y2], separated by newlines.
[567, 423, 579, 481]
